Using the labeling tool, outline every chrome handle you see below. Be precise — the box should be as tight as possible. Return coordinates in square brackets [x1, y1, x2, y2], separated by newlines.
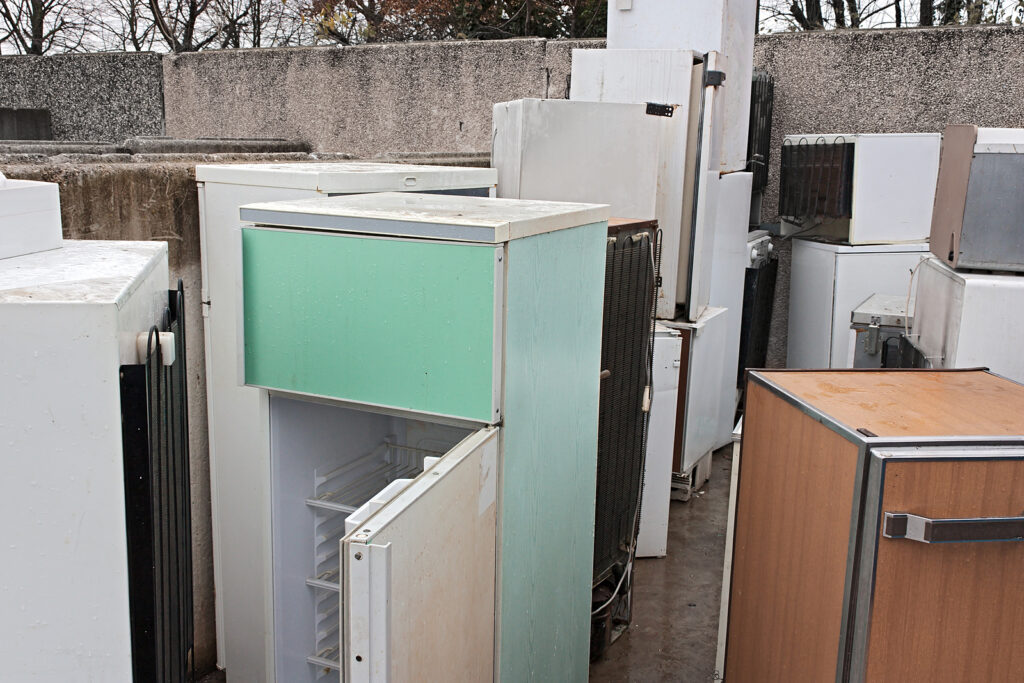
[883, 512, 1024, 544]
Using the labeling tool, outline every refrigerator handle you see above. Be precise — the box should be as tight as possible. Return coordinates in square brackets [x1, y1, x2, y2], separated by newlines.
[883, 512, 1024, 544]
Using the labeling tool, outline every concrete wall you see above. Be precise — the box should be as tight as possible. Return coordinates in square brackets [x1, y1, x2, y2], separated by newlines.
[754, 25, 1024, 366]
[0, 53, 164, 141]
[163, 39, 598, 155]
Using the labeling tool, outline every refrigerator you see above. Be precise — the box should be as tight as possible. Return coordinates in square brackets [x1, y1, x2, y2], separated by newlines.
[0, 174, 62, 259]
[194, 162, 496, 676]
[909, 256, 1024, 383]
[224, 192, 608, 682]
[787, 238, 929, 369]
[0, 239, 194, 682]
[778, 133, 940, 244]
[723, 369, 1024, 683]
[930, 124, 1024, 272]
[492, 81, 720, 323]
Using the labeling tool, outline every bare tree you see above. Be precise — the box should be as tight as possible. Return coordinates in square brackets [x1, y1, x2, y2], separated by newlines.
[148, 0, 219, 51]
[95, 0, 157, 51]
[210, 0, 313, 47]
[761, 0, 1015, 29]
[0, 0, 92, 54]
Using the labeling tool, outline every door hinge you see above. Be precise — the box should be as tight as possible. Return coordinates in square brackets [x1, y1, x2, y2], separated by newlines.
[200, 289, 211, 317]
[705, 70, 726, 87]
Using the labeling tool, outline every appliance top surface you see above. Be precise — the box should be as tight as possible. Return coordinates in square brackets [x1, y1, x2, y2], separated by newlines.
[850, 294, 914, 326]
[924, 254, 1024, 286]
[756, 370, 1024, 438]
[794, 237, 930, 254]
[194, 161, 497, 191]
[241, 192, 610, 243]
[782, 132, 940, 142]
[657, 306, 727, 331]
[0, 240, 166, 305]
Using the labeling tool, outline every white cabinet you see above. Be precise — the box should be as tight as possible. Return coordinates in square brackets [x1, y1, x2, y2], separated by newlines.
[0, 241, 171, 681]
[0, 175, 62, 259]
[911, 256, 1024, 383]
[787, 238, 928, 369]
[195, 162, 497, 677]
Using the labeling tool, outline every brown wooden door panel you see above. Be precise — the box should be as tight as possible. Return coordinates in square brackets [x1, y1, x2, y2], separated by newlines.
[865, 456, 1024, 683]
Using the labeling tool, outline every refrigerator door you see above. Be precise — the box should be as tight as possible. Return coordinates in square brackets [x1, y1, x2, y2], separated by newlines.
[341, 427, 498, 683]
[850, 445, 1024, 683]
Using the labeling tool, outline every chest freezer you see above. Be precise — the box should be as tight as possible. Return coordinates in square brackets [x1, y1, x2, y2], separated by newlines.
[492, 75, 723, 322]
[778, 133, 940, 244]
[909, 255, 1024, 383]
[227, 192, 608, 682]
[787, 238, 929, 369]
[194, 162, 496, 673]
[0, 240, 186, 682]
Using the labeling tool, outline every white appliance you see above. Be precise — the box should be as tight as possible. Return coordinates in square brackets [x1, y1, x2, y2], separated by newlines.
[492, 90, 720, 322]
[636, 325, 683, 558]
[663, 306, 729, 497]
[0, 240, 172, 681]
[909, 256, 1024, 383]
[930, 125, 1024, 272]
[194, 162, 497, 677]
[787, 238, 928, 369]
[707, 171, 754, 445]
[779, 133, 941, 244]
[0, 173, 62, 259]
[848, 294, 915, 369]
[604, 0, 756, 172]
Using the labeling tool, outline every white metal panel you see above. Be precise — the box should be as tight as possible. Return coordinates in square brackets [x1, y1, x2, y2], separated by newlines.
[605, 0, 755, 172]
[195, 162, 496, 194]
[491, 98, 688, 317]
[636, 326, 683, 558]
[0, 240, 167, 682]
[200, 181, 319, 679]
[831, 246, 928, 367]
[787, 239, 839, 369]
[973, 127, 1024, 153]
[567, 50, 702, 321]
[240, 192, 609, 243]
[912, 257, 964, 369]
[570, 48, 697, 103]
[682, 306, 729, 467]
[708, 171, 753, 445]
[343, 428, 498, 683]
[662, 307, 729, 470]
[0, 177, 62, 260]
[850, 134, 941, 244]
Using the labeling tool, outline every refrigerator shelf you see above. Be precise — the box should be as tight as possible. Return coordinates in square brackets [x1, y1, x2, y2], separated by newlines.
[306, 647, 341, 672]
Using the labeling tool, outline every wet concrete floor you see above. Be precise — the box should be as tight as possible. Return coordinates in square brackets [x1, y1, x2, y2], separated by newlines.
[200, 447, 732, 683]
[590, 447, 731, 683]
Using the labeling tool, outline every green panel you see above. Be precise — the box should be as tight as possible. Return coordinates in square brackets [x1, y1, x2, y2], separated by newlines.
[242, 228, 497, 422]
[499, 222, 606, 682]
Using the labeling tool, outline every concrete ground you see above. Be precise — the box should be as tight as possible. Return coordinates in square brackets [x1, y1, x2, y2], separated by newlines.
[199, 447, 731, 683]
[590, 447, 731, 683]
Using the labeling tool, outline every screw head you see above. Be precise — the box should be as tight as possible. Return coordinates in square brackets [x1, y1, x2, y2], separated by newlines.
[354, 552, 363, 560]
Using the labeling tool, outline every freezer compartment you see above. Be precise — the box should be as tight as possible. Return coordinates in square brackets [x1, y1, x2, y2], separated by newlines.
[269, 395, 474, 683]
[241, 226, 503, 423]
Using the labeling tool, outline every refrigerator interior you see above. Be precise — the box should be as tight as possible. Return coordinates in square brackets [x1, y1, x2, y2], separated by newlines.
[268, 394, 473, 682]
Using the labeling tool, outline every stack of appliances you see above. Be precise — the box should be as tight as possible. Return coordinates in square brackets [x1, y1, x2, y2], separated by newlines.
[0, 175, 193, 681]
[782, 133, 940, 368]
[900, 125, 1024, 383]
[490, 0, 759, 657]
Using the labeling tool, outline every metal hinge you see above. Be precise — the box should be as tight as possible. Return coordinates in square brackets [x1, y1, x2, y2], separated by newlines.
[200, 289, 211, 317]
[705, 70, 726, 87]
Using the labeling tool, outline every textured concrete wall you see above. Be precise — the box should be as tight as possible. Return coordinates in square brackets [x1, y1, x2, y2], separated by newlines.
[753, 25, 1024, 366]
[0, 53, 164, 141]
[163, 38, 602, 155]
